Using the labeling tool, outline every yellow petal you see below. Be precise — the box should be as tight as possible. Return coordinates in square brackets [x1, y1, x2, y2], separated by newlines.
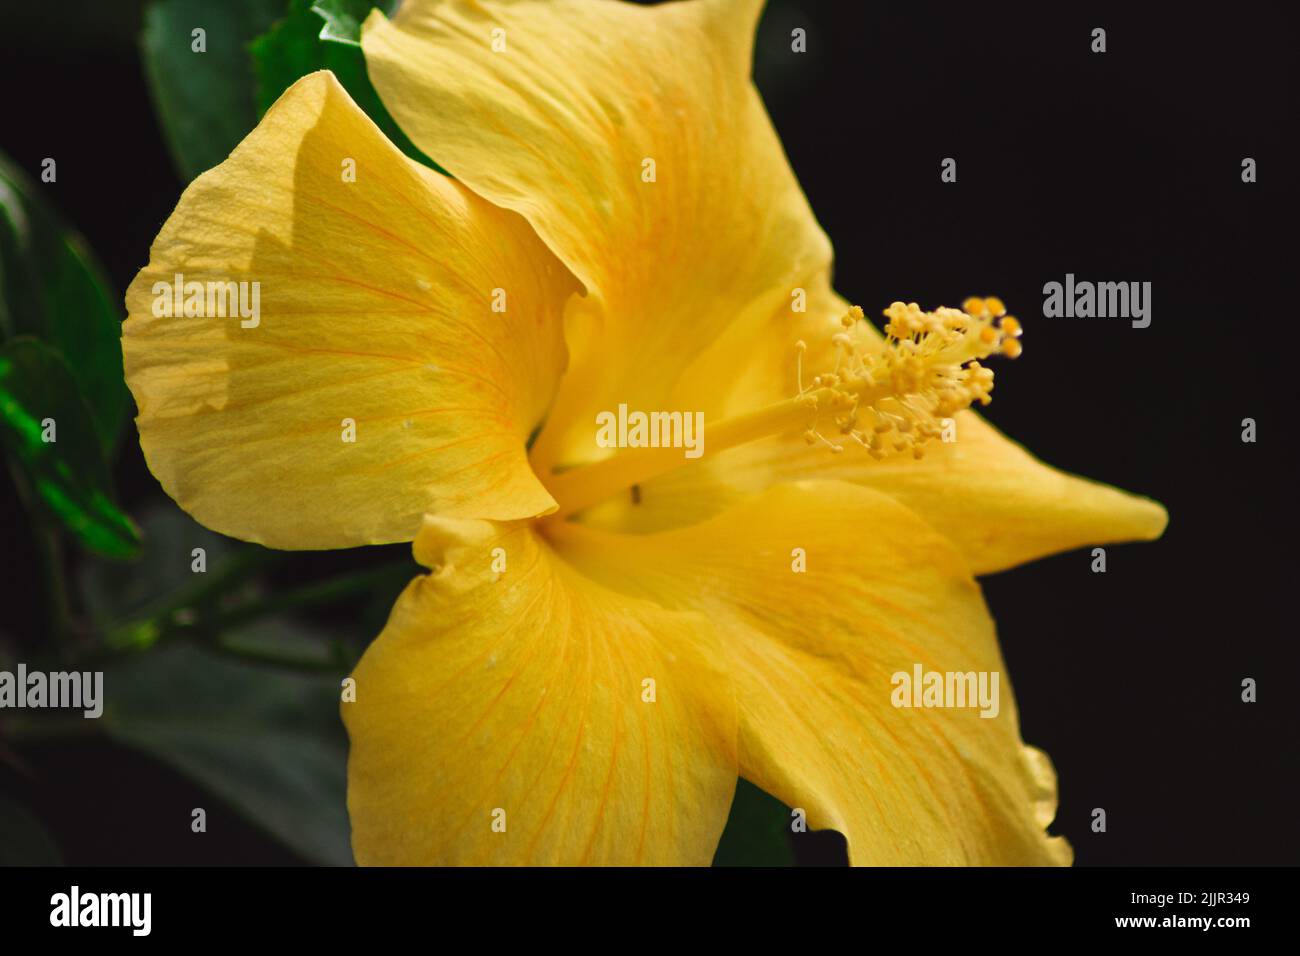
[344, 514, 738, 865]
[827, 411, 1167, 574]
[579, 405, 1166, 576]
[553, 480, 1072, 865]
[362, 0, 832, 469]
[123, 71, 579, 549]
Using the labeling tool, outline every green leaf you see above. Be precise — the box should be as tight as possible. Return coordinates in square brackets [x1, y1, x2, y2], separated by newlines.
[0, 338, 140, 558]
[140, 0, 287, 181]
[102, 642, 352, 865]
[0, 792, 62, 865]
[0, 153, 127, 448]
[712, 778, 796, 866]
[311, 0, 401, 46]
[250, 0, 440, 171]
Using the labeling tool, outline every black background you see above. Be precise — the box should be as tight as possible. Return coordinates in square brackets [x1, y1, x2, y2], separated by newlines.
[0, 0, 1296, 865]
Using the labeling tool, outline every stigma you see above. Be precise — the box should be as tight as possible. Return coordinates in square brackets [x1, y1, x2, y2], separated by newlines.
[797, 297, 1023, 460]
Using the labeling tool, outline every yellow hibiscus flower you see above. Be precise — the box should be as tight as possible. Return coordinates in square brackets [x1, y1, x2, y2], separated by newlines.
[120, 0, 1166, 865]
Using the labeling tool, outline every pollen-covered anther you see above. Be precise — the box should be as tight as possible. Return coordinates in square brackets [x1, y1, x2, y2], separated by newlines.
[796, 298, 1025, 460]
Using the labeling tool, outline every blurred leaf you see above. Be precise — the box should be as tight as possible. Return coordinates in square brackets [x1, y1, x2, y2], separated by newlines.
[712, 778, 795, 866]
[140, 0, 287, 181]
[0, 792, 62, 865]
[0, 153, 127, 447]
[217, 617, 339, 668]
[77, 500, 397, 663]
[79, 500, 243, 638]
[102, 642, 352, 865]
[0, 338, 140, 558]
[250, 0, 439, 170]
